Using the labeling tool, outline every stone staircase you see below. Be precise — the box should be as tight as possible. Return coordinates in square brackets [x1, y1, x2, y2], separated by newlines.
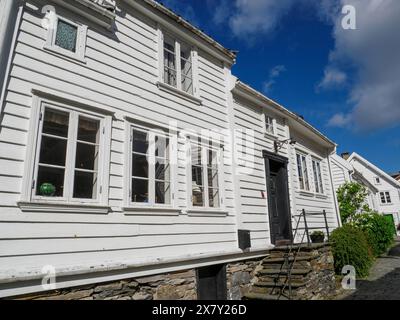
[243, 245, 317, 300]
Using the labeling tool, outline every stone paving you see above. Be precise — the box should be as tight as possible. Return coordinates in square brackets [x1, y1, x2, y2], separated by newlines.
[339, 237, 400, 300]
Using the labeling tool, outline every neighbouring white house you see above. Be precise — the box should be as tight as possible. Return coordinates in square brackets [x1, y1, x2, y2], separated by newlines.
[330, 152, 400, 233]
[0, 0, 341, 299]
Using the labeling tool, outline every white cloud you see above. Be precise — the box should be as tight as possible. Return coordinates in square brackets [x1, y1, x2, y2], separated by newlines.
[263, 65, 286, 94]
[325, 0, 400, 130]
[227, 0, 294, 39]
[317, 67, 347, 91]
[327, 112, 352, 127]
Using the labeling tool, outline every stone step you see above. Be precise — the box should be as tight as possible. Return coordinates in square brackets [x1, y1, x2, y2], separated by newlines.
[263, 256, 312, 264]
[269, 243, 328, 253]
[254, 280, 306, 289]
[243, 292, 289, 301]
[258, 268, 312, 276]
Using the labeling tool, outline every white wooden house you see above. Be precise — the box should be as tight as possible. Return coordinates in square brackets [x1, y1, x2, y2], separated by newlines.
[348, 153, 400, 232]
[0, 0, 340, 298]
[330, 152, 400, 233]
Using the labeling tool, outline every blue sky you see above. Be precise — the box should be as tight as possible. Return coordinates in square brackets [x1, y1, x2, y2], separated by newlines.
[156, 0, 400, 174]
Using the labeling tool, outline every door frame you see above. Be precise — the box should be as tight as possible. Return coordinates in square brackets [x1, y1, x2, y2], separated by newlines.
[263, 150, 293, 244]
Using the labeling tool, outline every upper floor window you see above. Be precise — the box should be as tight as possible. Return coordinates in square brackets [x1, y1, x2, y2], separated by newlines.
[190, 139, 222, 208]
[129, 125, 173, 206]
[296, 153, 310, 191]
[375, 177, 381, 184]
[380, 191, 391, 204]
[44, 12, 87, 62]
[161, 32, 195, 95]
[32, 105, 107, 202]
[264, 115, 276, 136]
[312, 159, 324, 194]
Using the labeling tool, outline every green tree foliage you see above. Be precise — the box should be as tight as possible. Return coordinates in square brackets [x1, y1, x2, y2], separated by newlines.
[337, 182, 371, 223]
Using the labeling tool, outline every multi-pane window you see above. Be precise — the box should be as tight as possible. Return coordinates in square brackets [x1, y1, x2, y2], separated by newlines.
[264, 115, 275, 135]
[130, 127, 171, 205]
[180, 43, 193, 94]
[163, 35, 177, 88]
[380, 191, 392, 204]
[191, 139, 220, 208]
[162, 33, 194, 94]
[312, 159, 324, 194]
[34, 106, 102, 201]
[296, 153, 310, 191]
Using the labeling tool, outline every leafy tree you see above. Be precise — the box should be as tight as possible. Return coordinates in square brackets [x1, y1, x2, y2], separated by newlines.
[337, 182, 371, 223]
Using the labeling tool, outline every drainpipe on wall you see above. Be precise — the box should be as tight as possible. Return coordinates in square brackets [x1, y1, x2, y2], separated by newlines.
[327, 149, 343, 228]
[0, 0, 23, 116]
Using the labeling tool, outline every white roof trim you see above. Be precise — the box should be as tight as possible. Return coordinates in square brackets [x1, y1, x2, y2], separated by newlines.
[348, 152, 400, 188]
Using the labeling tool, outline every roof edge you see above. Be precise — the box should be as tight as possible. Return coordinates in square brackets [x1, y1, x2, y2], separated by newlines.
[136, 0, 237, 63]
[233, 80, 336, 149]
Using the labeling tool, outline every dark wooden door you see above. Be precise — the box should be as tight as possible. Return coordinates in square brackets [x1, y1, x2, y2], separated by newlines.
[263, 151, 292, 245]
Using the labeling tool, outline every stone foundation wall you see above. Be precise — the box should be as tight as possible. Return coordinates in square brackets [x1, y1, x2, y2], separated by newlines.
[11, 246, 338, 300]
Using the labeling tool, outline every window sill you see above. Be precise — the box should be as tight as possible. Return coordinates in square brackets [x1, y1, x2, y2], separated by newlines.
[297, 190, 315, 197]
[123, 206, 181, 216]
[264, 132, 278, 140]
[43, 45, 87, 65]
[315, 194, 328, 200]
[17, 201, 110, 214]
[186, 209, 229, 217]
[157, 81, 202, 105]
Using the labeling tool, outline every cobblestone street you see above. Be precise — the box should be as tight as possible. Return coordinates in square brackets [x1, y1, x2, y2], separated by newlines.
[340, 237, 400, 300]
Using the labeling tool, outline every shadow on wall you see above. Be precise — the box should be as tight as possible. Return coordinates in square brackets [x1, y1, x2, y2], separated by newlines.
[342, 239, 400, 300]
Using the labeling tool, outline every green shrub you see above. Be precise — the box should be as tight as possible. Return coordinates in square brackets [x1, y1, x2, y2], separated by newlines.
[330, 225, 373, 278]
[351, 212, 394, 256]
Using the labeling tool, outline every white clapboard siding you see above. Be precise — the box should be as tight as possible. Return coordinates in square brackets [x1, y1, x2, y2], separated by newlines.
[0, 0, 240, 288]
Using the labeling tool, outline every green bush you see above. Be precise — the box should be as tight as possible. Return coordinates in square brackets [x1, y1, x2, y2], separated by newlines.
[330, 225, 373, 278]
[337, 182, 370, 223]
[351, 212, 394, 256]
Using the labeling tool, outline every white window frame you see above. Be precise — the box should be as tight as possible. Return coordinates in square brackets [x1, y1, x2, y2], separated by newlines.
[187, 137, 224, 210]
[124, 122, 177, 210]
[312, 158, 324, 194]
[296, 152, 310, 192]
[263, 114, 277, 137]
[380, 191, 392, 204]
[44, 12, 87, 62]
[23, 98, 111, 207]
[374, 177, 381, 185]
[157, 28, 200, 99]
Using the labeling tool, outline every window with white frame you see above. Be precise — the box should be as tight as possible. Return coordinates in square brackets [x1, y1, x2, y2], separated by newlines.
[190, 138, 221, 208]
[129, 125, 172, 205]
[44, 11, 87, 61]
[380, 191, 392, 204]
[375, 177, 381, 184]
[32, 105, 106, 202]
[162, 33, 194, 95]
[296, 153, 310, 191]
[312, 159, 324, 194]
[264, 114, 276, 136]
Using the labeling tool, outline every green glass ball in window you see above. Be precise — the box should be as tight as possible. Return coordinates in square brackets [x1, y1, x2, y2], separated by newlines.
[40, 182, 56, 196]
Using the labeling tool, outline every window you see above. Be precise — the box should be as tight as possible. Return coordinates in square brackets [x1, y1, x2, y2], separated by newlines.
[312, 159, 324, 194]
[375, 177, 381, 184]
[264, 115, 276, 136]
[129, 126, 172, 205]
[380, 191, 392, 204]
[44, 12, 87, 61]
[190, 138, 221, 208]
[161, 32, 194, 95]
[33, 105, 105, 202]
[296, 153, 310, 191]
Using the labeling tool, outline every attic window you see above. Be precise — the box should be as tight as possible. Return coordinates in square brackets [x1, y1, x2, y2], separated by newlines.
[55, 20, 78, 52]
[44, 13, 87, 62]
